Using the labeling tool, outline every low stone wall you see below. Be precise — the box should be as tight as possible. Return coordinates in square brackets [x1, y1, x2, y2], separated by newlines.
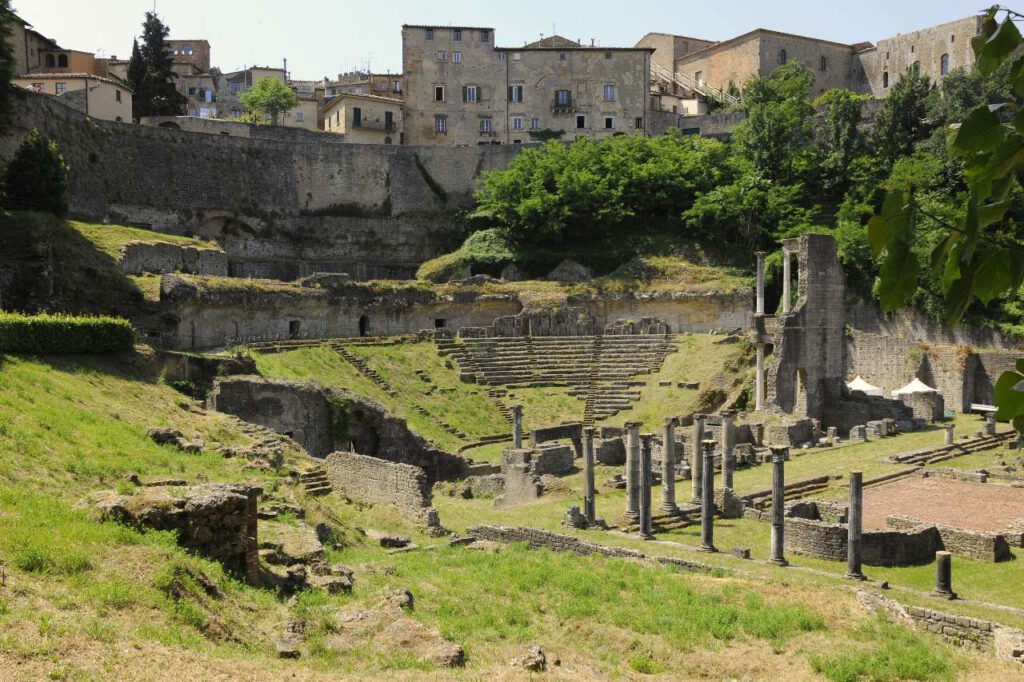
[784, 517, 848, 561]
[120, 241, 228, 276]
[467, 524, 645, 559]
[595, 437, 626, 465]
[920, 467, 987, 483]
[324, 451, 440, 529]
[887, 515, 1011, 562]
[534, 443, 575, 476]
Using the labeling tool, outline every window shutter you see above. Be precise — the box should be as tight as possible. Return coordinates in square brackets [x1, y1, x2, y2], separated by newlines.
[508, 86, 512, 102]
[462, 86, 468, 103]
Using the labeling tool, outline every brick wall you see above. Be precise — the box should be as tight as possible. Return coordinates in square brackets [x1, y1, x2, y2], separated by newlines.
[324, 450, 440, 528]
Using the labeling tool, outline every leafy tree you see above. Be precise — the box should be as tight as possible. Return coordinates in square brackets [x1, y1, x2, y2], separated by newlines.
[239, 77, 299, 125]
[127, 12, 185, 119]
[3, 129, 69, 215]
[869, 69, 936, 167]
[868, 5, 1024, 434]
[813, 89, 870, 194]
[733, 62, 815, 182]
[0, 0, 19, 126]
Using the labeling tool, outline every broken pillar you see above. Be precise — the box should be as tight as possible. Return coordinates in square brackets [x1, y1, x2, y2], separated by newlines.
[624, 421, 641, 522]
[512, 405, 524, 449]
[638, 434, 654, 540]
[721, 411, 735, 490]
[755, 343, 765, 412]
[933, 551, 957, 600]
[583, 427, 596, 525]
[985, 412, 997, 437]
[846, 470, 866, 580]
[849, 424, 867, 441]
[699, 439, 717, 553]
[661, 417, 679, 513]
[769, 446, 787, 566]
[943, 423, 955, 446]
[782, 248, 793, 314]
[756, 251, 766, 315]
[691, 413, 706, 504]
[826, 426, 837, 446]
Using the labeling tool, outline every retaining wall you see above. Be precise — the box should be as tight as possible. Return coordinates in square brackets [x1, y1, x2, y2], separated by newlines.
[324, 451, 440, 528]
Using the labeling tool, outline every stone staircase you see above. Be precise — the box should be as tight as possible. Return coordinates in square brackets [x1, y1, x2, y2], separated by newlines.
[439, 334, 677, 423]
[332, 345, 399, 398]
[299, 467, 333, 496]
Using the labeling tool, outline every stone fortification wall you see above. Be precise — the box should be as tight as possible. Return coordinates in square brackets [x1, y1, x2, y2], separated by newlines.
[119, 241, 228, 276]
[207, 376, 467, 481]
[323, 451, 440, 528]
[0, 94, 520, 277]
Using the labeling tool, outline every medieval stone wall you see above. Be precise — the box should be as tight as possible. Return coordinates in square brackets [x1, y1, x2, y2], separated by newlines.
[119, 241, 228, 276]
[323, 451, 440, 527]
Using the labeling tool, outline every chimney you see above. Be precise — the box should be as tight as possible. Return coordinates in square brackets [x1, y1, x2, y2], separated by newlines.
[590, 38, 595, 47]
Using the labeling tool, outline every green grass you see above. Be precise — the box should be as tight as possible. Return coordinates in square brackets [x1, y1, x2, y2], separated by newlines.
[810, 617, 953, 682]
[68, 221, 219, 260]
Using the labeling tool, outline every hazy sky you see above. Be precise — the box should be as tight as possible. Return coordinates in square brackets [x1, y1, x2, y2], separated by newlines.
[20, 0, 987, 78]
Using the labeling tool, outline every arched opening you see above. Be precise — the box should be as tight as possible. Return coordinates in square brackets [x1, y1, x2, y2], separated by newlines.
[57, 54, 68, 68]
[940, 54, 949, 75]
[289, 320, 301, 339]
[384, 136, 393, 145]
[882, 71, 889, 88]
[159, 121, 181, 130]
[115, 116, 123, 122]
[45, 54, 55, 68]
[358, 315, 370, 337]
[911, 61, 921, 75]
[778, 49, 787, 65]
[819, 55, 827, 71]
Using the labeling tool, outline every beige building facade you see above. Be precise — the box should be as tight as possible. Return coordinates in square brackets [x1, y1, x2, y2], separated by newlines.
[16, 74, 132, 122]
[402, 25, 651, 146]
[322, 93, 402, 143]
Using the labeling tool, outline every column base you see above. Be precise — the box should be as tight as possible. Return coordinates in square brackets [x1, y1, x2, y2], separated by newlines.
[845, 571, 867, 581]
[659, 502, 680, 514]
[933, 589, 957, 600]
[769, 558, 788, 567]
[697, 544, 718, 553]
[638, 532, 655, 541]
[623, 512, 639, 524]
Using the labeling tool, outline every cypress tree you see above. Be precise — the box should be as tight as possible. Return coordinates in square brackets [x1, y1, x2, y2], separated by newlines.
[130, 12, 185, 118]
[0, 0, 20, 126]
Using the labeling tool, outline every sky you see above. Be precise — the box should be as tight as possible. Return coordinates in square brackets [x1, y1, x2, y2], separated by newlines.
[20, 0, 989, 78]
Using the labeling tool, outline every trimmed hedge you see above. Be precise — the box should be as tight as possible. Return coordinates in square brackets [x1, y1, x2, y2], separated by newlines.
[0, 312, 135, 354]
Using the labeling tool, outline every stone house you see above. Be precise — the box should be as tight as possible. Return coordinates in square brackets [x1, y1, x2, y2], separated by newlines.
[213, 66, 318, 130]
[6, 13, 60, 76]
[322, 92, 402, 144]
[325, 72, 404, 101]
[15, 73, 132, 122]
[402, 25, 651, 146]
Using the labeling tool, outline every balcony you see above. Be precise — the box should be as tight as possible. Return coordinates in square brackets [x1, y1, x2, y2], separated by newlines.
[551, 94, 573, 114]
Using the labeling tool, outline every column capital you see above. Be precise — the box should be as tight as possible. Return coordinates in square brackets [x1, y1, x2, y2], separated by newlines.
[512, 404, 523, 415]
[583, 426, 596, 437]
[769, 445, 789, 461]
[663, 416, 679, 428]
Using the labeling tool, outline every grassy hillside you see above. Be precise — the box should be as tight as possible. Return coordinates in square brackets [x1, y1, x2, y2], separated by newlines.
[68, 221, 219, 260]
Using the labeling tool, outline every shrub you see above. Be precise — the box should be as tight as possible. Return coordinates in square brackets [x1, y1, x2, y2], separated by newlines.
[416, 228, 515, 282]
[0, 311, 134, 354]
[4, 129, 69, 215]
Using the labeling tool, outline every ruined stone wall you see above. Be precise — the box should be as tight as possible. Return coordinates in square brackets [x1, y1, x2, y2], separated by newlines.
[323, 451, 440, 527]
[580, 293, 749, 334]
[886, 515, 1011, 562]
[467, 524, 645, 559]
[119, 242, 228, 276]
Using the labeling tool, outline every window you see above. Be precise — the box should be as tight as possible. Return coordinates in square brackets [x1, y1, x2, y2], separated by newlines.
[951, 34, 955, 43]
[31, 82, 43, 92]
[940, 53, 949, 75]
[604, 51, 612, 59]
[438, 50, 446, 61]
[603, 83, 615, 101]
[58, 54, 68, 68]
[188, 86, 197, 96]
[499, 52, 507, 61]
[45, 54, 55, 68]
[385, 111, 394, 130]
[295, 111, 303, 123]
[434, 115, 447, 133]
[115, 89, 122, 102]
[530, 117, 539, 130]
[695, 70, 703, 85]
[509, 84, 523, 102]
[512, 52, 521, 61]
[778, 49, 787, 65]
[604, 117, 613, 129]
[559, 52, 566, 61]
[911, 45, 915, 53]
[911, 60, 921, 75]
[464, 85, 478, 103]
[480, 118, 491, 133]
[230, 82, 242, 94]
[556, 89, 571, 106]
[352, 107, 362, 127]
[635, 116, 643, 129]
[434, 85, 445, 102]
[882, 71, 889, 88]
[886, 51, 890, 59]
[820, 55, 827, 71]
[576, 115, 585, 129]
[336, 111, 341, 125]
[393, 80, 401, 93]
[183, 45, 193, 55]
[512, 117, 523, 130]
[481, 30, 490, 42]
[55, 82, 67, 95]
[454, 29, 462, 41]
[426, 28, 434, 40]
[453, 51, 461, 63]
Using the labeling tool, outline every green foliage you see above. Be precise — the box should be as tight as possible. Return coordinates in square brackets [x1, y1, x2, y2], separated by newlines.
[870, 70, 936, 167]
[238, 77, 299, 126]
[417, 228, 516, 282]
[0, 311, 134, 354]
[127, 12, 186, 119]
[814, 89, 870, 194]
[809, 616, 951, 682]
[3, 130, 69, 215]
[0, 0, 19, 126]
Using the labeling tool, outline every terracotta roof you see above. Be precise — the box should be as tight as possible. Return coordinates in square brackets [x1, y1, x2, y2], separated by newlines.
[524, 35, 581, 49]
[321, 91, 404, 112]
[18, 72, 133, 91]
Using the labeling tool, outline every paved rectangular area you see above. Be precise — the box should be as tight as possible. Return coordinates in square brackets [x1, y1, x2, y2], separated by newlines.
[861, 476, 1024, 532]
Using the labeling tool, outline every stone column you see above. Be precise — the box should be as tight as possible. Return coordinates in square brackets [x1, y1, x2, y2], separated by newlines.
[943, 423, 955, 446]
[721, 411, 735, 490]
[624, 421, 641, 522]
[512, 405, 524, 449]
[661, 417, 679, 513]
[691, 414, 706, 503]
[699, 439, 717, 553]
[639, 434, 654, 540]
[846, 471, 866, 580]
[782, 250, 792, 314]
[755, 344, 765, 412]
[583, 427, 596, 525]
[756, 252, 766, 315]
[985, 412, 997, 437]
[769, 446, 787, 566]
[826, 426, 837, 446]
[933, 551, 957, 599]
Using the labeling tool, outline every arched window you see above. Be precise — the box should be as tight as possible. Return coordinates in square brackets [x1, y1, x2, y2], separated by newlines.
[45, 54, 55, 68]
[911, 61, 921, 75]
[57, 54, 68, 68]
[940, 53, 950, 75]
[882, 71, 889, 88]
[779, 49, 787, 65]
[820, 55, 827, 72]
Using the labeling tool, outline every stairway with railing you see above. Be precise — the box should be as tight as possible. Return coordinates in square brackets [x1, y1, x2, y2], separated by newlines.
[650, 62, 741, 107]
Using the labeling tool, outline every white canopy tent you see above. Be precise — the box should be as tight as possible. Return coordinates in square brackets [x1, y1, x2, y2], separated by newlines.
[892, 377, 939, 398]
[846, 376, 884, 397]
